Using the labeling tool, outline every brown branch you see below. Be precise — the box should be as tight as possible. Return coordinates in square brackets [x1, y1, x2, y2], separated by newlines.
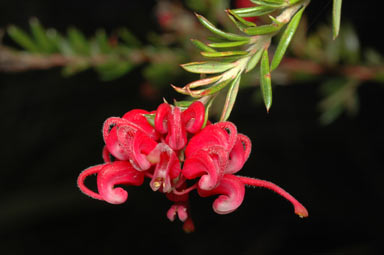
[0, 45, 149, 73]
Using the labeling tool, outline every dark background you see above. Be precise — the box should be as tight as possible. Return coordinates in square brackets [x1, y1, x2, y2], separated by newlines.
[0, 0, 383, 254]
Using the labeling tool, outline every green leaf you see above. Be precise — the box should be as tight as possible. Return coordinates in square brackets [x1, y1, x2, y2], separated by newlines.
[260, 49, 272, 112]
[201, 78, 233, 96]
[243, 22, 283, 35]
[332, 0, 342, 40]
[181, 61, 235, 74]
[201, 51, 248, 57]
[94, 29, 112, 54]
[96, 61, 134, 81]
[186, 75, 222, 89]
[174, 100, 194, 108]
[202, 96, 215, 128]
[220, 74, 241, 121]
[226, 9, 256, 29]
[190, 39, 217, 52]
[251, 0, 285, 8]
[231, 5, 276, 18]
[67, 27, 90, 55]
[195, 13, 250, 42]
[245, 49, 263, 72]
[29, 18, 56, 53]
[7, 25, 39, 52]
[143, 113, 156, 127]
[270, 6, 305, 71]
[208, 40, 249, 48]
[118, 28, 141, 47]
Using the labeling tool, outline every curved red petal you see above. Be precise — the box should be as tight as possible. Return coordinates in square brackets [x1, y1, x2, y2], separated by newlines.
[122, 109, 159, 140]
[225, 134, 252, 174]
[198, 174, 245, 215]
[214, 121, 238, 152]
[117, 126, 158, 171]
[105, 126, 130, 161]
[183, 146, 227, 190]
[166, 106, 187, 150]
[182, 101, 205, 133]
[97, 161, 145, 204]
[154, 103, 171, 134]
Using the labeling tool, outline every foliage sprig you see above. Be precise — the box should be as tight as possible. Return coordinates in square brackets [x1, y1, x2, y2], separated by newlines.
[174, 0, 310, 119]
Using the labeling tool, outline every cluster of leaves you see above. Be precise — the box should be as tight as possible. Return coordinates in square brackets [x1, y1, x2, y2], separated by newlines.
[5, 0, 379, 125]
[6, 18, 144, 80]
[4, 18, 187, 83]
[301, 23, 384, 124]
[174, 0, 311, 120]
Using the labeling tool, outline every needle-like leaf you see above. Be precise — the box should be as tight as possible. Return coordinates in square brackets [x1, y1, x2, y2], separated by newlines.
[260, 49, 272, 112]
[332, 0, 342, 40]
[270, 5, 305, 71]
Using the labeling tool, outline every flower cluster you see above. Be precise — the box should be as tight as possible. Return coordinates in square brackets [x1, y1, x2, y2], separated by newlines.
[77, 101, 308, 232]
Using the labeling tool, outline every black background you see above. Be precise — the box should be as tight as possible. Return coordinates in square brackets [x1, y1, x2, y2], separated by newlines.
[0, 1, 383, 254]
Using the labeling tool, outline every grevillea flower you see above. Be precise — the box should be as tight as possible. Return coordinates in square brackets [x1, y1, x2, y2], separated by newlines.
[78, 101, 308, 232]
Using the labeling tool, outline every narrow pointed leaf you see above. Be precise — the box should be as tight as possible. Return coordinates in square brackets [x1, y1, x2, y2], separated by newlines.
[201, 51, 248, 57]
[29, 18, 55, 53]
[67, 27, 89, 55]
[195, 13, 250, 42]
[260, 49, 272, 111]
[94, 29, 112, 54]
[97, 62, 133, 81]
[220, 74, 241, 121]
[270, 6, 305, 71]
[118, 28, 141, 47]
[251, 0, 285, 8]
[202, 96, 215, 128]
[181, 61, 235, 74]
[243, 23, 282, 35]
[231, 5, 276, 17]
[172, 85, 205, 98]
[208, 40, 249, 48]
[201, 78, 233, 96]
[245, 49, 263, 72]
[187, 75, 222, 88]
[226, 9, 256, 29]
[190, 39, 217, 52]
[7, 25, 39, 52]
[143, 113, 156, 127]
[174, 100, 193, 108]
[332, 0, 342, 40]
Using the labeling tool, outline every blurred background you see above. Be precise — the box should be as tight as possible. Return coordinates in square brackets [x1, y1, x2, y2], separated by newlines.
[0, 0, 383, 254]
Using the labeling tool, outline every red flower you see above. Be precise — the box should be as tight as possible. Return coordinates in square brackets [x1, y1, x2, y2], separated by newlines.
[78, 101, 308, 232]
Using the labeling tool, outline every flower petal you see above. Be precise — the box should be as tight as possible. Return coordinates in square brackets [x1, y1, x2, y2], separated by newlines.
[225, 134, 252, 174]
[182, 101, 205, 133]
[117, 126, 158, 171]
[183, 146, 227, 190]
[154, 103, 171, 134]
[198, 174, 245, 214]
[97, 161, 145, 204]
[123, 109, 159, 140]
[155, 103, 187, 150]
[77, 161, 145, 205]
[185, 122, 237, 158]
